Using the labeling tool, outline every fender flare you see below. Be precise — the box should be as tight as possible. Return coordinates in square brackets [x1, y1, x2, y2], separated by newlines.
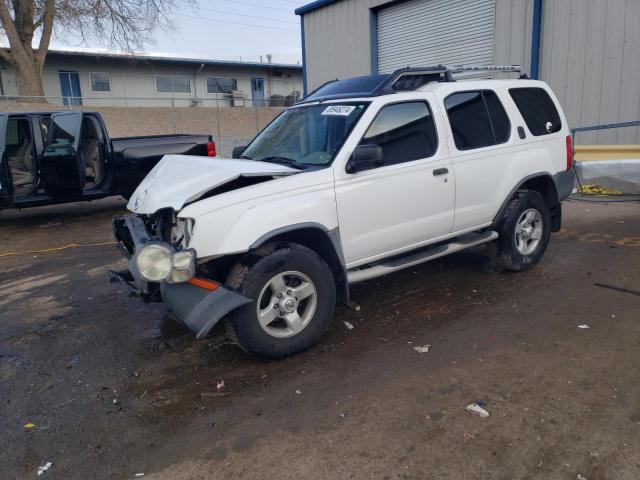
[492, 172, 560, 229]
[250, 222, 350, 303]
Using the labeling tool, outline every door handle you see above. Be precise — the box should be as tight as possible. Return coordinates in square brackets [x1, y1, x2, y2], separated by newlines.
[433, 168, 449, 176]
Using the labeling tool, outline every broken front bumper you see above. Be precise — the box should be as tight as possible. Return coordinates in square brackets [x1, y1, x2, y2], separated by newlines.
[112, 215, 251, 339]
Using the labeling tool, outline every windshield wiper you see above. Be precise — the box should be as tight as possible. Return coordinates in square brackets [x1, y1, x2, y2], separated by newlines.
[258, 156, 306, 170]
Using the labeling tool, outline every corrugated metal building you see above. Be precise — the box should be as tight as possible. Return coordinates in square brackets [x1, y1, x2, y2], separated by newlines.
[0, 50, 303, 108]
[296, 0, 640, 143]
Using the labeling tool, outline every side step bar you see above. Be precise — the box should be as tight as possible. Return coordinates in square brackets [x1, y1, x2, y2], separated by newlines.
[347, 231, 498, 284]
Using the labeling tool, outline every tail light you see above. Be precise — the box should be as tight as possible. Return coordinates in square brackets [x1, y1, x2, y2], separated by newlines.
[207, 140, 216, 157]
[565, 135, 573, 170]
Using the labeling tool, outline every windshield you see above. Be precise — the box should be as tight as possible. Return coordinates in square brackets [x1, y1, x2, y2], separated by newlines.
[242, 102, 368, 167]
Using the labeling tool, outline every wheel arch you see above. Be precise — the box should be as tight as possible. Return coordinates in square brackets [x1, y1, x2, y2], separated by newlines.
[250, 222, 349, 303]
[493, 173, 562, 232]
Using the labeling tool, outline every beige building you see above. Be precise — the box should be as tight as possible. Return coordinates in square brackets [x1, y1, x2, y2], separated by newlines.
[0, 50, 303, 108]
[296, 0, 640, 143]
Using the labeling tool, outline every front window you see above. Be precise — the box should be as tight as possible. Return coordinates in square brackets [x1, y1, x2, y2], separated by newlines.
[207, 77, 237, 94]
[242, 102, 368, 168]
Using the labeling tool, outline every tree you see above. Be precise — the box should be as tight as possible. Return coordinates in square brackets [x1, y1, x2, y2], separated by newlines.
[0, 0, 184, 102]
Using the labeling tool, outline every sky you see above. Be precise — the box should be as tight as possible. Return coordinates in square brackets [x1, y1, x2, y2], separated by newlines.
[47, 0, 308, 65]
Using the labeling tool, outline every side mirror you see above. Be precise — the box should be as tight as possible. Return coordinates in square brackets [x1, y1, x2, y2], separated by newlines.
[232, 145, 247, 159]
[346, 144, 383, 174]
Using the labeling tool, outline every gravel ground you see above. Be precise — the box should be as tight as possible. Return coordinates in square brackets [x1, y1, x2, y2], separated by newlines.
[1, 197, 639, 480]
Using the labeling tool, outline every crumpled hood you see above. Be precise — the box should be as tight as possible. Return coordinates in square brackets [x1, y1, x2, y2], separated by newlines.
[128, 155, 299, 214]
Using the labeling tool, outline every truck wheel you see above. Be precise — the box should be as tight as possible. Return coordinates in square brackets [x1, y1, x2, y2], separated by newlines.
[225, 242, 336, 358]
[489, 190, 551, 271]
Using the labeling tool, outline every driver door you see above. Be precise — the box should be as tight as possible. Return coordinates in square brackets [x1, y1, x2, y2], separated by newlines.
[41, 112, 85, 196]
[334, 100, 455, 267]
[0, 114, 13, 206]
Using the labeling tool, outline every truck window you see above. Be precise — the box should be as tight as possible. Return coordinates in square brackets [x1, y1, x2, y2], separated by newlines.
[49, 115, 78, 147]
[445, 90, 511, 150]
[358, 101, 437, 165]
[509, 87, 562, 136]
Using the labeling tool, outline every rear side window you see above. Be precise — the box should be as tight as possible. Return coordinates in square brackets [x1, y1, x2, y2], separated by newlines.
[509, 87, 562, 136]
[445, 90, 511, 150]
[359, 101, 437, 166]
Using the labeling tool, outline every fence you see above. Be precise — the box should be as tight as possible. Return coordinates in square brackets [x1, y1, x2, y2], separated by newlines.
[0, 95, 291, 158]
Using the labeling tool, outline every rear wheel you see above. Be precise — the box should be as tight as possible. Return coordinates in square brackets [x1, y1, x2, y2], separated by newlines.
[225, 242, 336, 358]
[489, 190, 551, 271]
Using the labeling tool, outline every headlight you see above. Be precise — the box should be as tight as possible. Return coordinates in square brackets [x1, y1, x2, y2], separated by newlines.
[136, 243, 173, 282]
[168, 249, 196, 283]
[134, 243, 196, 283]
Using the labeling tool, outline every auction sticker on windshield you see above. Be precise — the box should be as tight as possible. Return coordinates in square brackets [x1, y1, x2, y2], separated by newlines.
[322, 105, 356, 116]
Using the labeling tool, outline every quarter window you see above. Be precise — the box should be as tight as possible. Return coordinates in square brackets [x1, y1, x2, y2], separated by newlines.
[445, 90, 511, 150]
[90, 72, 110, 92]
[509, 87, 562, 136]
[155, 75, 191, 94]
[207, 77, 237, 94]
[359, 101, 438, 166]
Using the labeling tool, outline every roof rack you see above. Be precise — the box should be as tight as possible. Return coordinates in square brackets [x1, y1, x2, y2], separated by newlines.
[299, 64, 528, 104]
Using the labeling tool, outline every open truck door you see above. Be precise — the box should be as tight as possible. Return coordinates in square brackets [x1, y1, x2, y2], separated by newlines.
[41, 112, 85, 196]
[0, 114, 13, 208]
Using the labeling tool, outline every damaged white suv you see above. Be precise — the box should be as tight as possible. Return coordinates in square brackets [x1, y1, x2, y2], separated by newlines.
[113, 66, 575, 358]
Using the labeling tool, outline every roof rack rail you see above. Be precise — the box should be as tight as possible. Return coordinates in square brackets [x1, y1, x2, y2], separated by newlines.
[298, 64, 529, 104]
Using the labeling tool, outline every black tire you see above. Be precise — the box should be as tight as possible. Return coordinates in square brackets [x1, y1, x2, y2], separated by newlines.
[224, 242, 336, 359]
[489, 190, 551, 271]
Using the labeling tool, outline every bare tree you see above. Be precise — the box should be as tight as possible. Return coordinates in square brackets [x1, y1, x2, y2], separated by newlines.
[0, 0, 184, 102]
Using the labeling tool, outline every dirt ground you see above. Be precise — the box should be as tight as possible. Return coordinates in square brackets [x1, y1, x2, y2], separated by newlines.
[1, 197, 639, 480]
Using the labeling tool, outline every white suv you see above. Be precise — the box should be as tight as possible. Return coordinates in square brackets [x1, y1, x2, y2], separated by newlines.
[113, 66, 575, 358]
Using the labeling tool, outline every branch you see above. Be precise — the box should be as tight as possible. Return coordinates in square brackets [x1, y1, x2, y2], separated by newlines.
[36, 0, 55, 67]
[0, 0, 28, 61]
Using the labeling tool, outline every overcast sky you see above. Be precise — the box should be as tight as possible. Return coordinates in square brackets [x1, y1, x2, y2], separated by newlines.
[48, 0, 307, 65]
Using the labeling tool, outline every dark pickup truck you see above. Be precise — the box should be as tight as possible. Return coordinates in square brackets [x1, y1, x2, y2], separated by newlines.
[0, 111, 215, 209]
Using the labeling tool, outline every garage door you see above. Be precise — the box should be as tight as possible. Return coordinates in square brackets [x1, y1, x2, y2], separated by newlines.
[377, 0, 496, 74]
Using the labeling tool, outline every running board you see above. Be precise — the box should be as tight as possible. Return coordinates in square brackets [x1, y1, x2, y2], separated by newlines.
[347, 231, 498, 284]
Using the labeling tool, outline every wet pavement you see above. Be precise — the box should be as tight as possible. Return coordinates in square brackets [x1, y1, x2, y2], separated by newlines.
[1, 197, 639, 479]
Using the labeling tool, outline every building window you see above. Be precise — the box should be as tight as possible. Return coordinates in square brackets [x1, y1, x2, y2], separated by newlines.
[359, 101, 438, 166]
[207, 77, 237, 94]
[155, 75, 191, 94]
[444, 90, 511, 151]
[90, 72, 111, 92]
[509, 87, 562, 136]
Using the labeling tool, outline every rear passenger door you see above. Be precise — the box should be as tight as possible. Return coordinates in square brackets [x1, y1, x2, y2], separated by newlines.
[335, 99, 455, 266]
[41, 112, 85, 196]
[442, 89, 524, 231]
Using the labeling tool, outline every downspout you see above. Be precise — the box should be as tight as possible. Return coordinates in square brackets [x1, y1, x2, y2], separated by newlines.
[369, 9, 378, 74]
[300, 16, 308, 97]
[530, 0, 543, 79]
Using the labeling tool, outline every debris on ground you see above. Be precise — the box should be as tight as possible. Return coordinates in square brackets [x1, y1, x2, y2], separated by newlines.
[413, 344, 431, 353]
[465, 403, 490, 418]
[578, 324, 590, 329]
[37, 462, 53, 476]
[23, 422, 35, 429]
[594, 282, 640, 297]
[216, 380, 225, 392]
[577, 474, 587, 480]
[579, 184, 622, 195]
[135, 473, 145, 478]
[343, 321, 355, 330]
[295, 389, 302, 395]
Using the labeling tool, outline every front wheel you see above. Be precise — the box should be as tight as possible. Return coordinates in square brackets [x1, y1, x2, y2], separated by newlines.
[225, 242, 336, 358]
[489, 190, 551, 271]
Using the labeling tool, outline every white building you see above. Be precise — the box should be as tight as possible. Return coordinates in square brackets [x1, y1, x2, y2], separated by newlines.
[0, 50, 303, 108]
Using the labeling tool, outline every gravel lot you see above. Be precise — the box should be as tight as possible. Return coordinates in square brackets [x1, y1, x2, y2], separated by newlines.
[1, 197, 639, 479]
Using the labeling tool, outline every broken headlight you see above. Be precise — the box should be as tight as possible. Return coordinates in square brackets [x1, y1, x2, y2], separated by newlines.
[168, 249, 196, 283]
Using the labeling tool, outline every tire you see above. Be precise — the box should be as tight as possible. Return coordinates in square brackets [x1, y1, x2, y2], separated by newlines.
[224, 242, 336, 359]
[489, 190, 551, 271]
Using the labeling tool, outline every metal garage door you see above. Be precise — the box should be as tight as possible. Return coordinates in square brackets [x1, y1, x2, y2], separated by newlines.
[377, 0, 496, 73]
